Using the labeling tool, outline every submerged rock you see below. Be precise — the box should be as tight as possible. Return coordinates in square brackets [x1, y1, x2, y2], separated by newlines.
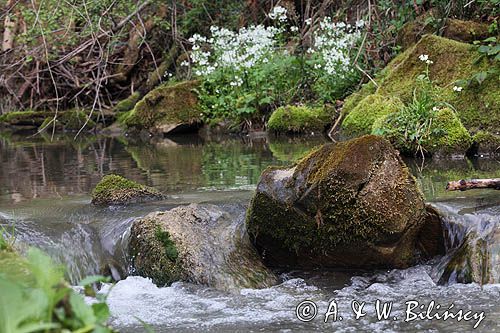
[246, 135, 431, 269]
[119, 80, 202, 135]
[129, 203, 278, 291]
[91, 174, 164, 206]
[267, 105, 334, 134]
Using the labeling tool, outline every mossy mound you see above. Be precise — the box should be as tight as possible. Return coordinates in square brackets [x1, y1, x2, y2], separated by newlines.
[377, 35, 499, 133]
[120, 80, 202, 135]
[267, 105, 333, 133]
[342, 94, 404, 135]
[343, 34, 499, 155]
[129, 204, 278, 291]
[372, 107, 472, 156]
[91, 174, 164, 205]
[112, 92, 141, 113]
[398, 16, 491, 50]
[247, 135, 431, 269]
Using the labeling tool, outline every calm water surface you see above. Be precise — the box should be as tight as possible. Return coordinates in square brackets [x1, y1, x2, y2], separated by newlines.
[0, 133, 499, 332]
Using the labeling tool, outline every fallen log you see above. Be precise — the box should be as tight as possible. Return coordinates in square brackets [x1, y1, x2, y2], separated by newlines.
[446, 178, 500, 191]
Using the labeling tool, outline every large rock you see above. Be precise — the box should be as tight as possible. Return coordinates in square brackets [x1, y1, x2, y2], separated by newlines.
[91, 174, 165, 206]
[129, 203, 278, 292]
[119, 80, 202, 135]
[246, 135, 430, 269]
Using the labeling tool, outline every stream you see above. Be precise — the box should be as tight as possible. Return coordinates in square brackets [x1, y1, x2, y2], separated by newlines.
[0, 133, 499, 332]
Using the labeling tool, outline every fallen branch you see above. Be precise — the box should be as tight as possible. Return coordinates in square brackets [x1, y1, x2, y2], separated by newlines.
[446, 178, 500, 191]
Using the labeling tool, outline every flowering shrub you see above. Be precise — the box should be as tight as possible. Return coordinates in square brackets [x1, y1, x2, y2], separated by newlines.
[307, 18, 364, 102]
[186, 6, 364, 127]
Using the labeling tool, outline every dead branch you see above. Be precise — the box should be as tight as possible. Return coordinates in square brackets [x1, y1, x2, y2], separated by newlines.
[446, 178, 500, 191]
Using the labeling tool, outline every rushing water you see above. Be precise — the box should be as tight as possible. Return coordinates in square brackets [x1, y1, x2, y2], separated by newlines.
[0, 133, 499, 332]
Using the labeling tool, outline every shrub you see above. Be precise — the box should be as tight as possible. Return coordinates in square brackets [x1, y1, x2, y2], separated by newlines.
[187, 6, 364, 127]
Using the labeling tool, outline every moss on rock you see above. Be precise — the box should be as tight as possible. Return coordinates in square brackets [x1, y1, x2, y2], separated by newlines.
[343, 34, 499, 155]
[113, 92, 141, 113]
[397, 15, 491, 50]
[472, 131, 500, 156]
[342, 94, 404, 135]
[372, 107, 472, 156]
[121, 80, 202, 135]
[129, 204, 278, 290]
[267, 105, 333, 133]
[91, 174, 164, 205]
[247, 135, 430, 269]
[376, 35, 499, 133]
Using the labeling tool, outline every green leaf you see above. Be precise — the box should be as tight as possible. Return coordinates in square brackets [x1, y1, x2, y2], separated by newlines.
[69, 292, 96, 326]
[79, 275, 111, 287]
[474, 71, 488, 85]
[92, 303, 111, 323]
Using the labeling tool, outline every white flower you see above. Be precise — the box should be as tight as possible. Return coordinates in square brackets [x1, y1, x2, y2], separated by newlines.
[269, 6, 287, 22]
[290, 26, 299, 32]
[305, 18, 312, 26]
[432, 107, 439, 111]
[356, 20, 365, 28]
[180, 60, 190, 67]
[426, 60, 433, 64]
[419, 54, 429, 62]
[453, 85, 463, 92]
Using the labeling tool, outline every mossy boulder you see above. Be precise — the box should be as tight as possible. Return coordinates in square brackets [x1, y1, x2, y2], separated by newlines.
[342, 94, 404, 135]
[344, 34, 499, 155]
[398, 16, 491, 50]
[120, 80, 202, 135]
[246, 135, 432, 269]
[129, 204, 278, 291]
[91, 174, 164, 205]
[471, 131, 500, 157]
[372, 107, 472, 156]
[267, 105, 333, 133]
[376, 35, 499, 133]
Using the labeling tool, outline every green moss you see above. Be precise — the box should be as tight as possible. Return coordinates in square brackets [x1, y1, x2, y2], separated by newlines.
[123, 80, 201, 130]
[91, 174, 162, 205]
[113, 92, 141, 113]
[472, 130, 500, 154]
[267, 105, 333, 133]
[155, 227, 178, 261]
[342, 81, 377, 115]
[342, 94, 403, 135]
[129, 217, 186, 286]
[372, 107, 472, 156]
[345, 35, 499, 139]
[59, 110, 95, 130]
[428, 108, 472, 154]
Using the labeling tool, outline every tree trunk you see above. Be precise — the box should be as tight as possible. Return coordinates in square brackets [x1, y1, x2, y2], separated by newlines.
[2, 0, 18, 51]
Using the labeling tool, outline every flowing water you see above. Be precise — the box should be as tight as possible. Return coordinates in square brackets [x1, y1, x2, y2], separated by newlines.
[0, 132, 499, 332]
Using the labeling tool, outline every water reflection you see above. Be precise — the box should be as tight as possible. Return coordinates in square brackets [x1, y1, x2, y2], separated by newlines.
[0, 133, 499, 205]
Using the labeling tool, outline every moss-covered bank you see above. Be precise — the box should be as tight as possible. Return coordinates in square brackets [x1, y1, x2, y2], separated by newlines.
[342, 35, 499, 155]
